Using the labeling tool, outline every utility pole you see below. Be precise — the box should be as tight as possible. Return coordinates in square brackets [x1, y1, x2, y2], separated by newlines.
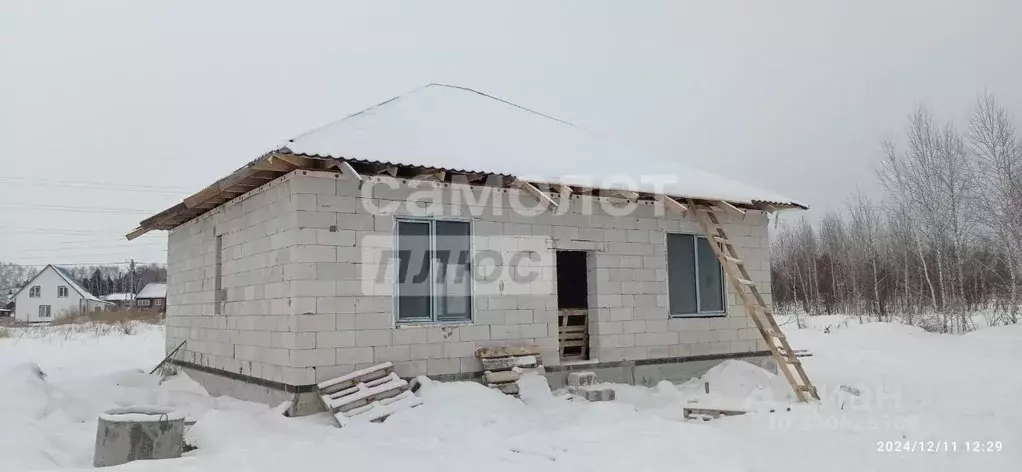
[129, 259, 135, 295]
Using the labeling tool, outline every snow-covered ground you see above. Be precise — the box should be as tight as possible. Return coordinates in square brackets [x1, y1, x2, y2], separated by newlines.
[1, 317, 1018, 471]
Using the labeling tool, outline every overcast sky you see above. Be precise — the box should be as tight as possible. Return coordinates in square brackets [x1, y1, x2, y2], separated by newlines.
[2, 0, 1020, 266]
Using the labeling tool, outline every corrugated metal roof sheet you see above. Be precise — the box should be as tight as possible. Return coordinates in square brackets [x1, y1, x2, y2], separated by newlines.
[128, 84, 807, 239]
[284, 84, 805, 208]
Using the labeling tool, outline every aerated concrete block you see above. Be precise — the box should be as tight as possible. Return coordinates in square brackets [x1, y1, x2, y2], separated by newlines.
[569, 385, 616, 402]
[566, 371, 596, 387]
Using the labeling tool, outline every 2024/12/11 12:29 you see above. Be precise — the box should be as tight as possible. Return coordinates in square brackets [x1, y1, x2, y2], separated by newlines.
[876, 441, 1003, 452]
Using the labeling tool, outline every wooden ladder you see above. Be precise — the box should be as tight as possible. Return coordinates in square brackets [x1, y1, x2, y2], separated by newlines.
[688, 200, 820, 402]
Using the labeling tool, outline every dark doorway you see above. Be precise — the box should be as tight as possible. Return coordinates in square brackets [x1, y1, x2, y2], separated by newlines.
[556, 251, 589, 360]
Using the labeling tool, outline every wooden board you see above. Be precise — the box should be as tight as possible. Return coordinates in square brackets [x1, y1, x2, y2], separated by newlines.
[318, 362, 394, 394]
[316, 362, 422, 427]
[683, 407, 747, 420]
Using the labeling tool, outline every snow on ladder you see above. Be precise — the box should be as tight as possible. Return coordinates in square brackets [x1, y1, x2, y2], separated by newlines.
[687, 200, 820, 402]
[317, 362, 422, 427]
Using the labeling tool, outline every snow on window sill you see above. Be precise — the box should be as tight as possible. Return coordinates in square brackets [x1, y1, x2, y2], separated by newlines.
[396, 320, 473, 329]
[670, 312, 727, 319]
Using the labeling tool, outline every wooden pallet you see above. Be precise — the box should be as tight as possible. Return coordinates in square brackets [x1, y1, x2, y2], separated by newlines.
[689, 201, 820, 402]
[558, 309, 588, 359]
[317, 362, 422, 427]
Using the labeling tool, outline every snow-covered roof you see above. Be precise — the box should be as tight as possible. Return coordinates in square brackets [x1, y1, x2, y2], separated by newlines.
[284, 84, 803, 207]
[128, 84, 805, 239]
[101, 292, 135, 302]
[136, 283, 167, 299]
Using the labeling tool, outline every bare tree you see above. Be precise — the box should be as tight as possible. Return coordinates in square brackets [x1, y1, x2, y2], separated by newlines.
[771, 93, 1019, 332]
[968, 92, 1022, 324]
[849, 193, 886, 320]
[818, 212, 848, 313]
[0, 263, 38, 304]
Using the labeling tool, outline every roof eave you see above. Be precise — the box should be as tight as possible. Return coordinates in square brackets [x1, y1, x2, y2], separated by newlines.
[127, 151, 807, 239]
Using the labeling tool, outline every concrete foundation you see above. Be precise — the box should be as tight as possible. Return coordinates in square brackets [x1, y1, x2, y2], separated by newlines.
[546, 354, 775, 389]
[178, 352, 775, 415]
[93, 407, 185, 468]
[176, 363, 326, 416]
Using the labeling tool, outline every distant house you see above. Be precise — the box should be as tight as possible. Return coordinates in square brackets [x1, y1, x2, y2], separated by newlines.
[101, 292, 136, 309]
[13, 265, 112, 322]
[0, 301, 12, 317]
[135, 283, 167, 312]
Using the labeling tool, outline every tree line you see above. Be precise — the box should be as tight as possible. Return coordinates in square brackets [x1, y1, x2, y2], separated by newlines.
[771, 92, 1022, 332]
[0, 262, 166, 305]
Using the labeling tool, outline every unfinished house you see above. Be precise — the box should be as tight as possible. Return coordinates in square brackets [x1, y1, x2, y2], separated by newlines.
[129, 84, 813, 411]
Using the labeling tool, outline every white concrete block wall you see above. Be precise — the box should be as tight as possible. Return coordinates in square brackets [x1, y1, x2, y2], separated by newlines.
[166, 173, 304, 385]
[165, 170, 774, 386]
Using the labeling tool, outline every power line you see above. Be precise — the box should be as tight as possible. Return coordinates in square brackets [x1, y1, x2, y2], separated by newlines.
[10, 235, 166, 246]
[11, 261, 166, 267]
[0, 177, 192, 194]
[0, 227, 139, 236]
[18, 243, 166, 253]
[14, 249, 167, 262]
[0, 203, 157, 215]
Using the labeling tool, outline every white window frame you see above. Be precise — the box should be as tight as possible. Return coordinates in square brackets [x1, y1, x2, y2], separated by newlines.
[666, 232, 727, 317]
[394, 217, 474, 324]
[154, 298, 163, 306]
[138, 299, 151, 307]
[29, 286, 41, 298]
[38, 305, 51, 318]
[57, 285, 68, 298]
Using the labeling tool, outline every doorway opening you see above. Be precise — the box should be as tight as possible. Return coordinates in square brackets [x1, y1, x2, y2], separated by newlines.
[556, 251, 590, 361]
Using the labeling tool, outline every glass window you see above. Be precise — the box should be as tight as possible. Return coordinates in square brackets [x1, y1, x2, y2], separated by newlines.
[38, 305, 51, 318]
[396, 219, 472, 322]
[29, 286, 40, 298]
[397, 221, 432, 321]
[667, 233, 725, 316]
[696, 238, 725, 312]
[434, 220, 472, 321]
[57, 286, 68, 298]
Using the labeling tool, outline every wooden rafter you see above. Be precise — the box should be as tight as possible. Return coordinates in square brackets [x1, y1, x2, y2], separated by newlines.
[360, 162, 396, 177]
[128, 146, 807, 240]
[410, 170, 445, 182]
[274, 152, 311, 168]
[607, 189, 639, 200]
[715, 200, 747, 217]
[248, 171, 283, 180]
[125, 226, 148, 241]
[183, 185, 221, 209]
[513, 179, 557, 208]
[337, 160, 364, 182]
[252, 156, 296, 173]
[656, 194, 688, 214]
